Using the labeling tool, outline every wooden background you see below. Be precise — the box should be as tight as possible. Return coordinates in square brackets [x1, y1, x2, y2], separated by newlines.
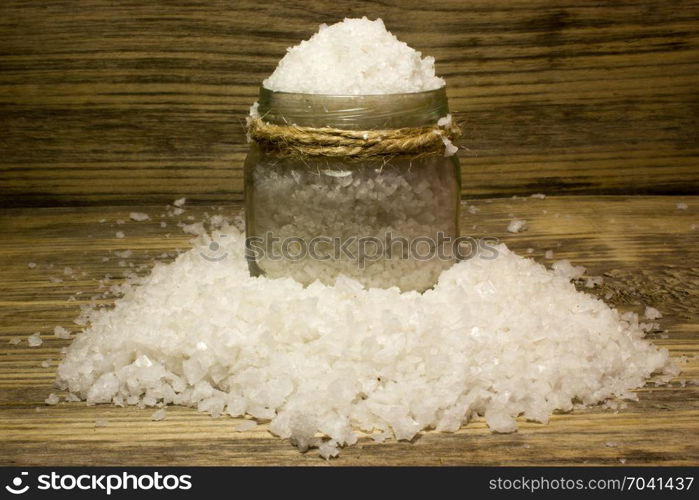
[1, 0, 698, 207]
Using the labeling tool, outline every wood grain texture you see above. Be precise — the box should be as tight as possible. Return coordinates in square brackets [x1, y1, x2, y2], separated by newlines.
[1, 196, 697, 465]
[1, 0, 698, 207]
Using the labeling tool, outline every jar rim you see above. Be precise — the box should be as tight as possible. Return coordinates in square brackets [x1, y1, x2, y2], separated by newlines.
[259, 86, 447, 99]
[256, 86, 450, 129]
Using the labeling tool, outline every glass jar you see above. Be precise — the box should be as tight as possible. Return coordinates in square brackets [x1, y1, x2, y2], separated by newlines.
[244, 87, 460, 292]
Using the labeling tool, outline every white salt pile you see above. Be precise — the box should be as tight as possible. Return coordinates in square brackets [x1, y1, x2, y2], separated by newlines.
[263, 18, 444, 94]
[56, 224, 676, 458]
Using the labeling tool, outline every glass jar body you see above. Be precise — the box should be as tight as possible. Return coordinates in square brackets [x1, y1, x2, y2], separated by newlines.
[244, 88, 460, 292]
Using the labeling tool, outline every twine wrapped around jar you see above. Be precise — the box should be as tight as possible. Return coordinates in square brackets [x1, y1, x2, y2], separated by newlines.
[246, 115, 461, 160]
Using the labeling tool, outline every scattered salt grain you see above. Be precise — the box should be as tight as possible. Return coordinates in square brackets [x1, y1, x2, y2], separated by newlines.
[604, 441, 619, 448]
[114, 250, 133, 259]
[55, 223, 676, 458]
[676, 202, 688, 210]
[95, 419, 108, 428]
[263, 18, 444, 95]
[235, 420, 257, 432]
[467, 205, 480, 215]
[28, 262, 37, 269]
[9, 338, 21, 345]
[544, 250, 555, 259]
[507, 219, 528, 233]
[64, 393, 81, 402]
[319, 440, 340, 459]
[151, 408, 167, 421]
[45, 393, 60, 405]
[526, 248, 534, 254]
[130, 212, 150, 222]
[644, 306, 662, 320]
[115, 231, 125, 239]
[584, 276, 603, 288]
[27, 332, 43, 347]
[172, 208, 184, 216]
[54, 326, 71, 339]
[173, 197, 186, 208]
[116, 219, 125, 225]
[63, 266, 73, 276]
[530, 193, 546, 199]
[160, 222, 167, 228]
[40, 359, 51, 368]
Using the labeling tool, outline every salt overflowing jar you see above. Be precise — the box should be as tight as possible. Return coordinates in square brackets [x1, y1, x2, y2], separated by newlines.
[244, 87, 461, 292]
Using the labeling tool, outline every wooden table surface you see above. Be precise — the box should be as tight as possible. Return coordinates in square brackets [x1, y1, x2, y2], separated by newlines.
[1, 196, 697, 466]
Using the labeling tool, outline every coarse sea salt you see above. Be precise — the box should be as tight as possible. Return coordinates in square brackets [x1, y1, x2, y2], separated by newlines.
[130, 212, 150, 222]
[507, 219, 528, 233]
[55, 223, 676, 458]
[27, 332, 43, 347]
[263, 18, 444, 95]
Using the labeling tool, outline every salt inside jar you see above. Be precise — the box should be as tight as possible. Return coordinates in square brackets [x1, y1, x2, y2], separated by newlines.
[245, 18, 461, 291]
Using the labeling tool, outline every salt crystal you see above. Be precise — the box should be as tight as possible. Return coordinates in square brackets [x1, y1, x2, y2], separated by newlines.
[151, 408, 167, 421]
[41, 360, 51, 368]
[235, 420, 257, 432]
[130, 212, 150, 222]
[64, 393, 81, 402]
[95, 419, 108, 428]
[64, 266, 73, 276]
[676, 202, 688, 210]
[545, 250, 555, 259]
[263, 18, 444, 95]
[173, 198, 186, 208]
[507, 219, 528, 233]
[54, 326, 71, 339]
[114, 250, 132, 258]
[530, 193, 546, 199]
[644, 306, 662, 320]
[8, 338, 21, 345]
[116, 219, 125, 225]
[160, 222, 167, 228]
[115, 231, 125, 239]
[45, 393, 60, 405]
[584, 276, 603, 288]
[172, 208, 184, 216]
[467, 205, 480, 215]
[28, 262, 37, 269]
[27, 332, 42, 347]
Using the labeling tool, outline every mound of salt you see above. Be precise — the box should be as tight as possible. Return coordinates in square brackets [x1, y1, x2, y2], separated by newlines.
[263, 17, 445, 95]
[56, 223, 675, 458]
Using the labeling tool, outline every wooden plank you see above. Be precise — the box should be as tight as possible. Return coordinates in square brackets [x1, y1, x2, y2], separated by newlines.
[1, 0, 698, 207]
[0, 196, 697, 465]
